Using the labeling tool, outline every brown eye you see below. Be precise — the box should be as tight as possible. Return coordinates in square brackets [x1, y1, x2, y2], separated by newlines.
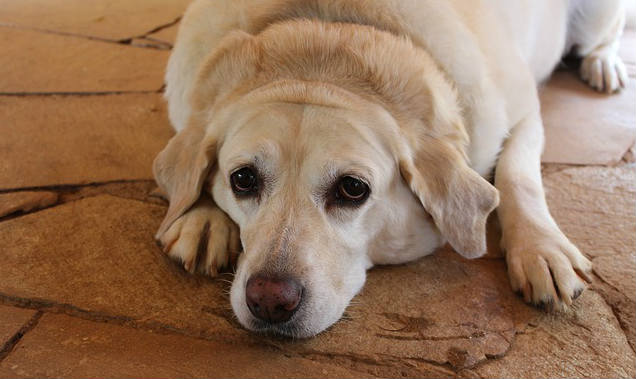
[337, 176, 369, 203]
[231, 167, 258, 195]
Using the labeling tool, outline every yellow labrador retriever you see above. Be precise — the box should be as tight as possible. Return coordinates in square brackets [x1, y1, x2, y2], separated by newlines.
[154, 0, 627, 337]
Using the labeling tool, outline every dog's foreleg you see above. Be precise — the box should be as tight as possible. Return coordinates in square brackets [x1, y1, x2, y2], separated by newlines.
[158, 194, 241, 276]
[495, 110, 592, 310]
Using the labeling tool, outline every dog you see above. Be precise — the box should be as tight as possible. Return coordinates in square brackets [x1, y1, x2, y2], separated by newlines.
[153, 0, 628, 338]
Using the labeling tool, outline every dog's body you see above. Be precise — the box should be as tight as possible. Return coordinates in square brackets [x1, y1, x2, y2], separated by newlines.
[155, 0, 627, 337]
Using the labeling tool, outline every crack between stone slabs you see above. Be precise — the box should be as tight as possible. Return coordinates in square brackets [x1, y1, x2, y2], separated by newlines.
[0, 193, 163, 224]
[0, 291, 243, 346]
[542, 161, 636, 178]
[0, 22, 171, 50]
[452, 332, 518, 375]
[0, 89, 164, 97]
[120, 15, 182, 50]
[0, 179, 162, 222]
[591, 269, 624, 295]
[374, 330, 494, 342]
[0, 311, 43, 363]
[0, 179, 158, 195]
[588, 281, 636, 355]
[139, 16, 181, 36]
[0, 282, 265, 346]
[288, 350, 457, 378]
[0, 290, 521, 376]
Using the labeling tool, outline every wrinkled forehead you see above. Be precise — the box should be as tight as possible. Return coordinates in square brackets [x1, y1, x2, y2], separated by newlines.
[218, 100, 394, 181]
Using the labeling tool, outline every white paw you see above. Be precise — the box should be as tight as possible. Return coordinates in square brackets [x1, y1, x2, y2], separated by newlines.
[580, 52, 627, 93]
[505, 227, 592, 310]
[158, 200, 241, 276]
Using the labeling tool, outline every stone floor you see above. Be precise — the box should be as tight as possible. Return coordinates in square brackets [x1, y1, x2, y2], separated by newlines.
[1, 2, 635, 378]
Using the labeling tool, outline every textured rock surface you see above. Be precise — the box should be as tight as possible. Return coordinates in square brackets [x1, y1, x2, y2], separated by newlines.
[0, 191, 58, 218]
[0, 27, 169, 93]
[0, 195, 238, 339]
[0, 0, 189, 41]
[540, 74, 636, 165]
[0, 95, 174, 190]
[0, 313, 365, 378]
[544, 165, 636, 351]
[1, 186, 634, 376]
[472, 291, 636, 378]
[540, 29, 636, 165]
[279, 251, 528, 371]
[0, 192, 526, 371]
[0, 306, 36, 350]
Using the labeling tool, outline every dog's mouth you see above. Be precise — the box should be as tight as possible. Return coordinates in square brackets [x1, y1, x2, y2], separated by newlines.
[246, 308, 314, 338]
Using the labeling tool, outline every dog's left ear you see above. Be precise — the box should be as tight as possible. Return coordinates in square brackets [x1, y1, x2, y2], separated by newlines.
[399, 139, 499, 259]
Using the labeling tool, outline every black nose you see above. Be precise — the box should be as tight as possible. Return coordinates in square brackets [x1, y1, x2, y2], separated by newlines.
[245, 274, 303, 324]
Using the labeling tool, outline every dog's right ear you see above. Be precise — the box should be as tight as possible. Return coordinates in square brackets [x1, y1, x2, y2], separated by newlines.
[153, 126, 216, 239]
[154, 31, 259, 239]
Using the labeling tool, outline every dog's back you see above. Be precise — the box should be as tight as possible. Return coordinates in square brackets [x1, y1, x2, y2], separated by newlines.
[167, 0, 575, 132]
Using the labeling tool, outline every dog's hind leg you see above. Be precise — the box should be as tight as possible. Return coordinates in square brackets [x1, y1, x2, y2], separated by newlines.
[567, 0, 627, 93]
[495, 100, 593, 311]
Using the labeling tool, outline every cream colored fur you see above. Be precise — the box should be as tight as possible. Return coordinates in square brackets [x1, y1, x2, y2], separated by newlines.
[154, 0, 626, 337]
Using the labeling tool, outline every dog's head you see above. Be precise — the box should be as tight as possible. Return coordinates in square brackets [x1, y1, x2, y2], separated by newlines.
[154, 23, 499, 337]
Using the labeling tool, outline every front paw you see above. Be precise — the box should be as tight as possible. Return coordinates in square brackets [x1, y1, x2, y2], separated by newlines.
[579, 52, 627, 93]
[505, 227, 593, 310]
[158, 199, 241, 276]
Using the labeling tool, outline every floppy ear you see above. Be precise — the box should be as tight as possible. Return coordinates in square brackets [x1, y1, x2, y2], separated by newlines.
[153, 31, 259, 240]
[399, 139, 499, 259]
[153, 127, 215, 239]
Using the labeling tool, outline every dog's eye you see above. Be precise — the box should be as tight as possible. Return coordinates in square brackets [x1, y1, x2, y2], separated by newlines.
[336, 176, 369, 204]
[230, 167, 258, 195]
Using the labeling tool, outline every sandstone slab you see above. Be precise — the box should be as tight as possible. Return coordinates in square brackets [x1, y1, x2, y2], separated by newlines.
[540, 30, 636, 165]
[540, 73, 636, 165]
[0, 0, 190, 41]
[544, 164, 636, 351]
[0, 191, 58, 218]
[0, 26, 168, 93]
[0, 305, 36, 350]
[0, 192, 517, 374]
[0, 195, 239, 339]
[544, 165, 636, 260]
[0, 94, 174, 190]
[472, 290, 636, 378]
[0, 313, 365, 378]
[0, 186, 513, 371]
[280, 250, 531, 371]
[0, 182, 634, 376]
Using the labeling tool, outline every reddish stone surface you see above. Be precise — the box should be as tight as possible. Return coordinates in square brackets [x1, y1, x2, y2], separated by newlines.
[544, 165, 636, 351]
[540, 29, 636, 165]
[0, 27, 168, 93]
[0, 313, 365, 378]
[0, 0, 190, 41]
[0, 191, 58, 218]
[0, 306, 36, 349]
[0, 94, 174, 190]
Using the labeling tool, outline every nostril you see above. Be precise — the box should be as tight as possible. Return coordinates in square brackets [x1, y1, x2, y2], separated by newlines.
[245, 274, 303, 324]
